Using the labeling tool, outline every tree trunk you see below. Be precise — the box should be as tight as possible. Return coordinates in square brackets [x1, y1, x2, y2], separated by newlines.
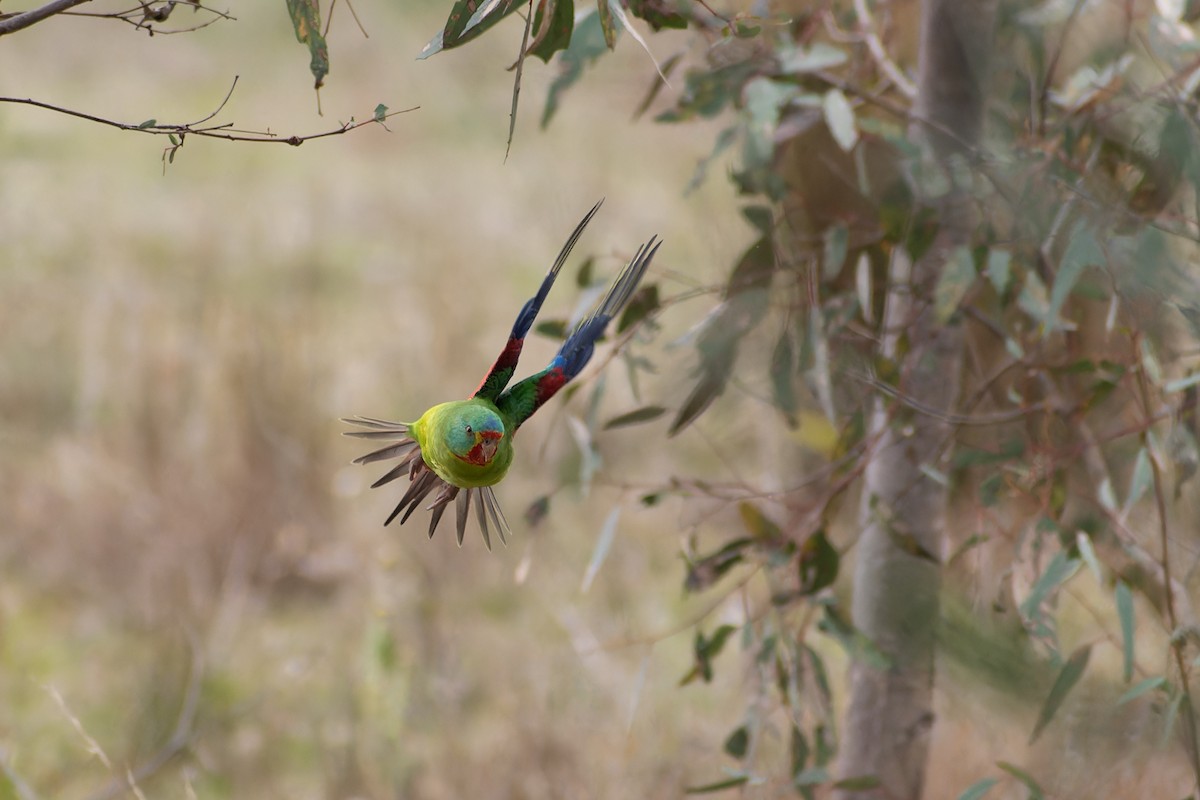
[835, 1, 996, 798]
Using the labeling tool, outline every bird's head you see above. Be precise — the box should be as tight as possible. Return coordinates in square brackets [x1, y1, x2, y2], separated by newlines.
[446, 406, 505, 466]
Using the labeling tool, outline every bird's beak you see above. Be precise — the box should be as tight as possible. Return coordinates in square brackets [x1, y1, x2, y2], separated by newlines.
[477, 429, 502, 461]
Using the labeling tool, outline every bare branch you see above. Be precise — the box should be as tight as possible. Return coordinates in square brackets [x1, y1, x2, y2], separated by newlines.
[0, 85, 418, 147]
[0, 0, 91, 36]
[63, 0, 235, 36]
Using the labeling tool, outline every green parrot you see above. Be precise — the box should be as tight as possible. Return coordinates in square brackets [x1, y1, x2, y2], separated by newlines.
[344, 200, 660, 549]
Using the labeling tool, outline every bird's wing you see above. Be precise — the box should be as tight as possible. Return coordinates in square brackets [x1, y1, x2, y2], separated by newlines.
[498, 235, 661, 430]
[342, 416, 511, 549]
[472, 199, 604, 402]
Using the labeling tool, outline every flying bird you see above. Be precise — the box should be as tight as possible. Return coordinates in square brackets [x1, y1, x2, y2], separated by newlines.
[344, 200, 660, 549]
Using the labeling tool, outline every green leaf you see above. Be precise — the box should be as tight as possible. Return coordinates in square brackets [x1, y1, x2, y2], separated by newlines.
[285, 0, 329, 88]
[525, 495, 550, 527]
[723, 725, 749, 758]
[1047, 222, 1103, 329]
[996, 761, 1044, 800]
[373, 103, 388, 122]
[1116, 581, 1135, 683]
[534, 319, 568, 339]
[985, 248, 1011, 295]
[957, 777, 1000, 800]
[739, 502, 784, 542]
[1117, 676, 1166, 705]
[818, 604, 892, 669]
[685, 538, 752, 593]
[794, 766, 830, 786]
[581, 506, 620, 592]
[681, 624, 739, 684]
[1164, 372, 1200, 394]
[527, 0, 575, 63]
[770, 328, 797, 426]
[779, 41, 847, 73]
[685, 776, 750, 794]
[822, 88, 857, 151]
[658, 62, 757, 123]
[1029, 644, 1091, 743]
[627, 0, 686, 29]
[798, 530, 839, 595]
[137, 118, 157, 129]
[420, 0, 524, 58]
[617, 283, 659, 332]
[603, 405, 666, 429]
[822, 224, 848, 281]
[669, 238, 773, 436]
[686, 124, 738, 194]
[935, 246, 976, 323]
[1075, 531, 1103, 585]
[1019, 552, 1080, 622]
[833, 775, 881, 790]
[597, 0, 617, 48]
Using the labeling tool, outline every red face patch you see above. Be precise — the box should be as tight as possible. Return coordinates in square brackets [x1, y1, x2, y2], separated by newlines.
[462, 429, 502, 466]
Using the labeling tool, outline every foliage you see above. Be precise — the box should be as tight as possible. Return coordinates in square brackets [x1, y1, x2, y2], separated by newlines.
[423, 0, 1200, 794]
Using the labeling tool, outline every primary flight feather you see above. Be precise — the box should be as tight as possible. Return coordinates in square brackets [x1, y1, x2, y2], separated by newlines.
[344, 200, 661, 549]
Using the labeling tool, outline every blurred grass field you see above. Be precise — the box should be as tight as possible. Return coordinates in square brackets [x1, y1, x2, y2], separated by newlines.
[0, 4, 764, 798]
[2, 3, 1196, 799]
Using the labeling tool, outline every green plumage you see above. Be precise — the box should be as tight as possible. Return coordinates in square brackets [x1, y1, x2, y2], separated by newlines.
[345, 201, 661, 549]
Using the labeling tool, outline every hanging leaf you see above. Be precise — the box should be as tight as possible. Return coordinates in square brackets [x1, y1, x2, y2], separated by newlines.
[934, 246, 976, 323]
[685, 538, 753, 592]
[543, 8, 612, 125]
[1117, 675, 1167, 705]
[597, 0, 617, 47]
[770, 328, 798, 426]
[1029, 644, 1091, 743]
[723, 726, 749, 758]
[286, 0, 329, 88]
[1046, 222, 1103, 329]
[822, 88, 858, 151]
[617, 283, 660, 332]
[684, 776, 750, 794]
[798, 530, 839, 595]
[421, 0, 524, 59]
[669, 237, 774, 435]
[627, 0, 686, 29]
[527, 0, 575, 63]
[986, 248, 1012, 295]
[779, 41, 848, 74]
[995, 761, 1045, 800]
[680, 624, 739, 685]
[603, 405, 667, 429]
[739, 502, 784, 542]
[822, 224, 848, 282]
[956, 777, 999, 800]
[1116, 581, 1135, 683]
[581, 506, 620, 592]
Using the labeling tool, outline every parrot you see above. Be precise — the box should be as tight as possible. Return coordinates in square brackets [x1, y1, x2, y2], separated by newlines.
[344, 200, 660, 549]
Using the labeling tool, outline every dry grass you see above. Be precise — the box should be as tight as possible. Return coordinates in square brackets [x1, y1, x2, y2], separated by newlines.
[0, 3, 1195, 799]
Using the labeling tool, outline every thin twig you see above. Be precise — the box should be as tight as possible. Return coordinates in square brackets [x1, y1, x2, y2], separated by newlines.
[1132, 332, 1200, 786]
[505, 0, 534, 162]
[0, 90, 417, 145]
[84, 639, 206, 800]
[851, 0, 916, 99]
[0, 0, 91, 35]
[0, 746, 39, 800]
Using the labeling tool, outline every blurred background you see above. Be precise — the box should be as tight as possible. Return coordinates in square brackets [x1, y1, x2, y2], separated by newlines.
[0, 3, 768, 798]
[3, 2, 1198, 799]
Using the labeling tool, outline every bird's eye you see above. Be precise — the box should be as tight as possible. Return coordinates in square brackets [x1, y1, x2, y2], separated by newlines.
[465, 425, 473, 435]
